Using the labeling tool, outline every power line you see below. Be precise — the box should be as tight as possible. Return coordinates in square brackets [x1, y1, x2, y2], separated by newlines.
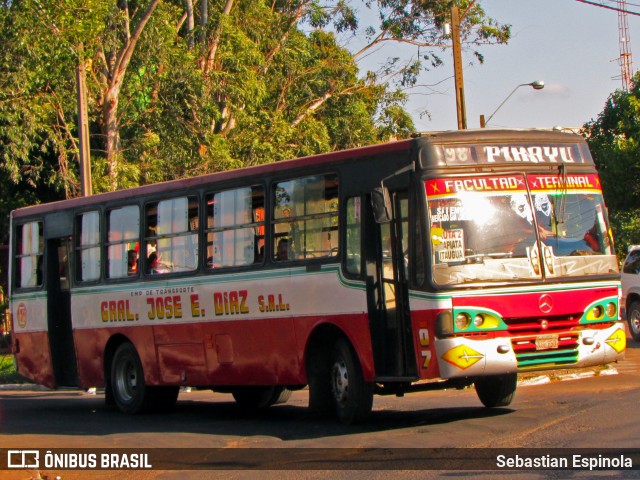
[575, 0, 640, 15]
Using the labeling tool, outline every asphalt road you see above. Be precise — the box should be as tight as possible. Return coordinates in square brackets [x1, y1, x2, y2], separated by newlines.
[0, 338, 639, 479]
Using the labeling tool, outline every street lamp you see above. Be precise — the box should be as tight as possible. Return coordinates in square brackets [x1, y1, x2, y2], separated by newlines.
[480, 80, 545, 128]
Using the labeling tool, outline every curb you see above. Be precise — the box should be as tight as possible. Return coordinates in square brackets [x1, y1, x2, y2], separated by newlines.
[0, 383, 50, 391]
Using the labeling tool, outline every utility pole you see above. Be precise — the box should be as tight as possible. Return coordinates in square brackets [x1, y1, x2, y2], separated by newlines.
[77, 50, 92, 197]
[451, 6, 467, 129]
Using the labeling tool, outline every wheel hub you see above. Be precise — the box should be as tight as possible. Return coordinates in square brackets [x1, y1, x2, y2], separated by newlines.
[115, 359, 137, 402]
[332, 359, 349, 405]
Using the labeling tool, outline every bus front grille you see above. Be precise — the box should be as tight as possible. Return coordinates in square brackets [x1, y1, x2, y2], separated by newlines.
[510, 332, 580, 369]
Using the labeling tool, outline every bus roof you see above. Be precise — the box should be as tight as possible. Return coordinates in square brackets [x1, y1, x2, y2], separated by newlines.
[11, 128, 589, 218]
[12, 137, 413, 218]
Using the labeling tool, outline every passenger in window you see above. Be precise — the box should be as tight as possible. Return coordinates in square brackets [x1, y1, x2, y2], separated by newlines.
[127, 250, 138, 276]
[148, 252, 169, 274]
[583, 225, 602, 253]
[276, 238, 290, 261]
[147, 252, 158, 274]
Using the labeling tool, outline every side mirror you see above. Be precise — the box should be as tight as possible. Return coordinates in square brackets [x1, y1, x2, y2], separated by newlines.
[371, 187, 392, 223]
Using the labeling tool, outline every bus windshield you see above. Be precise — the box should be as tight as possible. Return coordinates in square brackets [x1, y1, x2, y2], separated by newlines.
[427, 174, 618, 286]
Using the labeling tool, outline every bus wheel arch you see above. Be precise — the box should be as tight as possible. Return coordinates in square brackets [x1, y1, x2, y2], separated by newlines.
[305, 324, 373, 424]
[105, 337, 178, 414]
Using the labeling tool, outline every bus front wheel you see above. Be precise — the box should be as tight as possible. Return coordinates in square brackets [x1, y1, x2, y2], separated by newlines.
[232, 386, 292, 410]
[330, 338, 373, 424]
[474, 373, 517, 408]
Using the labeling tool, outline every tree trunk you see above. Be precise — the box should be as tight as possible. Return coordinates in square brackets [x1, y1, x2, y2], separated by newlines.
[101, 0, 160, 190]
[103, 89, 121, 191]
[203, 0, 235, 74]
[185, 0, 195, 49]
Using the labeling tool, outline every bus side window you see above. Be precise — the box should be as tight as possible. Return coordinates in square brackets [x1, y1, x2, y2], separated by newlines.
[106, 205, 140, 279]
[76, 211, 101, 282]
[345, 197, 361, 275]
[14, 221, 44, 289]
[145, 196, 199, 274]
[271, 174, 339, 261]
[205, 185, 264, 269]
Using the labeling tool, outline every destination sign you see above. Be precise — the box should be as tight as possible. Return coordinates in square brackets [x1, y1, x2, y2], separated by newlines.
[527, 173, 602, 192]
[437, 143, 592, 165]
[426, 175, 527, 198]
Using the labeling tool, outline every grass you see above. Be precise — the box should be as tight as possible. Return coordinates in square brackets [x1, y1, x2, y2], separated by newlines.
[0, 353, 26, 384]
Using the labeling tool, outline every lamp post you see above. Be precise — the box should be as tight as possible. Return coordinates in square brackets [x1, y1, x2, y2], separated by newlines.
[480, 80, 544, 128]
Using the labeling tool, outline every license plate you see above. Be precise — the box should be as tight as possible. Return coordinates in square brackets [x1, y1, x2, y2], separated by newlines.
[535, 334, 559, 351]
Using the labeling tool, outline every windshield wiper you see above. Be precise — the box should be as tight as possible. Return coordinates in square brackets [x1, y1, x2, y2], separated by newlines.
[551, 164, 568, 241]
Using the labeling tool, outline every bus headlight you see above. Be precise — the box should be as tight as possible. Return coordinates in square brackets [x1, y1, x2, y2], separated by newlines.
[591, 305, 604, 320]
[435, 310, 453, 337]
[605, 302, 617, 319]
[455, 312, 471, 330]
[473, 314, 485, 327]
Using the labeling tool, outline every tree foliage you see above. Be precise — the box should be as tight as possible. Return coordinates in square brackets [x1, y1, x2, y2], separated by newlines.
[0, 0, 510, 220]
[584, 72, 640, 257]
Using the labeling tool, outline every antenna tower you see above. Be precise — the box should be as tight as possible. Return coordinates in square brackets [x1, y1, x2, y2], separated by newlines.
[618, 0, 634, 90]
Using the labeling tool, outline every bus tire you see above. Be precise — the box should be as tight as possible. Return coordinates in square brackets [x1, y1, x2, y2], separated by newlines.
[330, 338, 373, 424]
[111, 342, 149, 414]
[474, 373, 517, 408]
[232, 386, 291, 410]
[308, 347, 333, 414]
[148, 386, 179, 413]
[627, 301, 640, 342]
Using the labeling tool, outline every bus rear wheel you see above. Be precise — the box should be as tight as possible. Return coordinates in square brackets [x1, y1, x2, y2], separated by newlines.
[111, 342, 179, 414]
[111, 342, 148, 414]
[474, 373, 517, 408]
[330, 338, 373, 424]
[232, 386, 292, 410]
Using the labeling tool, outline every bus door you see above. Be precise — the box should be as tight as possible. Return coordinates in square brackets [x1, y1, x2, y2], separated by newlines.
[46, 237, 78, 387]
[366, 190, 416, 380]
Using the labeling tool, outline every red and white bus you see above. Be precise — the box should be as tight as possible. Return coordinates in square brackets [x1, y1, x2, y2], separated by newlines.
[7, 129, 625, 423]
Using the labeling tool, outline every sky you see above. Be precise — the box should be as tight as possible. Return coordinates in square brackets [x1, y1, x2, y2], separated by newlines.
[351, 0, 640, 132]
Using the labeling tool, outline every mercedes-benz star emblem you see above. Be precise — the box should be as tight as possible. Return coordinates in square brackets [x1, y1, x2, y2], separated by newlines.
[538, 294, 553, 314]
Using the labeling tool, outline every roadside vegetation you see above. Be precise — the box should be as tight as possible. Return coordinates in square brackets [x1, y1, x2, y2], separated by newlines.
[0, 1, 510, 246]
[585, 74, 640, 259]
[0, 353, 24, 384]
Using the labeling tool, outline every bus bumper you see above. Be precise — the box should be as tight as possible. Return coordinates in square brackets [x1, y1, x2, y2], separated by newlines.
[434, 322, 626, 379]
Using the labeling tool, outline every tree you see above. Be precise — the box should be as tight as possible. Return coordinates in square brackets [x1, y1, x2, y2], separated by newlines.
[584, 72, 640, 257]
[1, 0, 510, 201]
[0, 0, 106, 198]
